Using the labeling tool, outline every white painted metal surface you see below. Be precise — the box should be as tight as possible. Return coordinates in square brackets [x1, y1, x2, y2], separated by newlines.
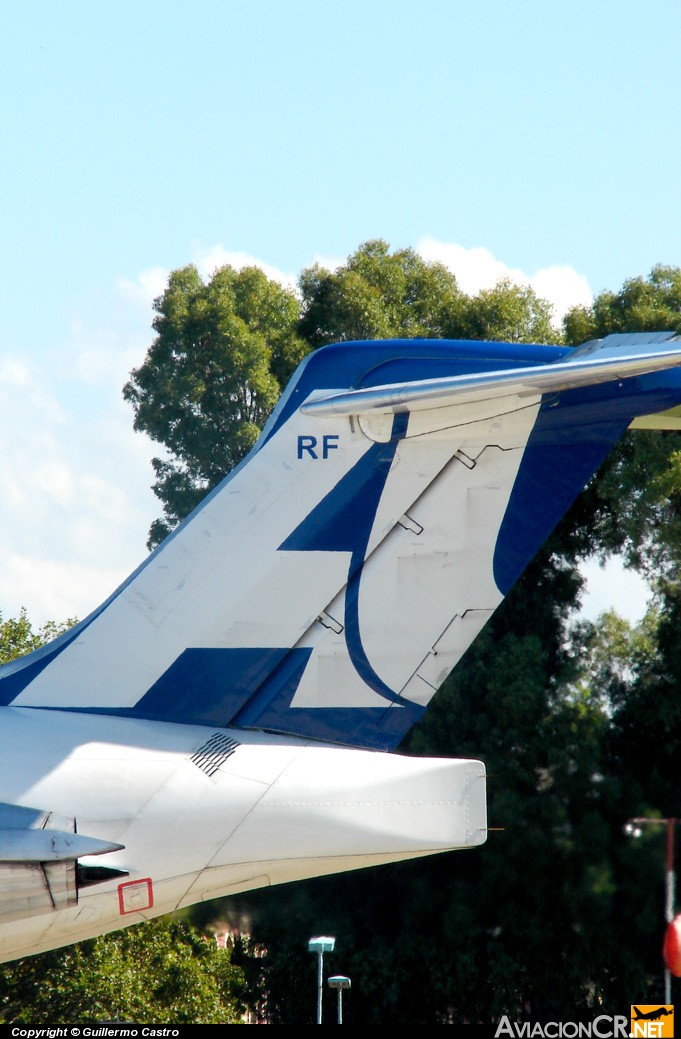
[0, 707, 485, 961]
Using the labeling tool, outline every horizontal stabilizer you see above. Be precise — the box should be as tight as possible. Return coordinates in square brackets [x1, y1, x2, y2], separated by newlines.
[302, 340, 681, 417]
[0, 802, 123, 863]
[0, 801, 124, 924]
[0, 830, 123, 864]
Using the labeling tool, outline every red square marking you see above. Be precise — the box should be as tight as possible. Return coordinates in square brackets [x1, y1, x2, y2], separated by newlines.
[118, 878, 154, 915]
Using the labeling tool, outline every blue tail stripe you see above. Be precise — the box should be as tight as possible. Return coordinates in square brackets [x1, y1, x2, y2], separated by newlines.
[494, 374, 681, 595]
[231, 648, 313, 728]
[249, 701, 425, 750]
[132, 647, 293, 726]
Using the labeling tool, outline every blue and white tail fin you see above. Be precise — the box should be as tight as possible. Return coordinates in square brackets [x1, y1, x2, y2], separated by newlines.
[2, 333, 681, 750]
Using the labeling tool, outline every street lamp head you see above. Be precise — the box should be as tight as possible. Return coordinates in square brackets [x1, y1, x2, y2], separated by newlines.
[309, 935, 335, 954]
[328, 975, 351, 990]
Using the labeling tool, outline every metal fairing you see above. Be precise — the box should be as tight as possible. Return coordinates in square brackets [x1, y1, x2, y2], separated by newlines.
[1, 332, 681, 960]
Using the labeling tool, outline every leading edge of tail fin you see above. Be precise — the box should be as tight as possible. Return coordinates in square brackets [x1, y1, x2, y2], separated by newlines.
[3, 334, 681, 751]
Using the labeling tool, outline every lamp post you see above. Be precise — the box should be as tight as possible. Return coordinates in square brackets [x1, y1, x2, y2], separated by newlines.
[328, 975, 351, 1024]
[625, 816, 678, 1003]
[308, 935, 335, 1024]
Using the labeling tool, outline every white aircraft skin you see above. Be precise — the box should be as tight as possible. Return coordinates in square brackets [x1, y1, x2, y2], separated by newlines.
[2, 332, 681, 963]
[0, 708, 485, 961]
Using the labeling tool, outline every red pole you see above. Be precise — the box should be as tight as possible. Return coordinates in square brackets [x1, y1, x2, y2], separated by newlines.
[627, 816, 679, 1001]
[664, 819, 676, 1003]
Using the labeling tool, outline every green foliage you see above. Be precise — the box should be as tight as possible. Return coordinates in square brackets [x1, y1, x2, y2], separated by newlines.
[226, 562, 664, 1023]
[0, 608, 76, 664]
[456, 277, 560, 344]
[560, 267, 681, 612]
[0, 919, 248, 1024]
[568, 607, 659, 710]
[564, 265, 681, 344]
[298, 239, 466, 345]
[298, 240, 559, 346]
[562, 268, 681, 580]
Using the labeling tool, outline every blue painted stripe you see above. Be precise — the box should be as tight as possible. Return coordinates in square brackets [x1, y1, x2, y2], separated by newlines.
[280, 411, 411, 707]
[341, 413, 412, 707]
[32, 699, 425, 752]
[494, 373, 681, 594]
[246, 699, 425, 751]
[131, 646, 313, 728]
[262, 338, 569, 446]
[231, 647, 313, 728]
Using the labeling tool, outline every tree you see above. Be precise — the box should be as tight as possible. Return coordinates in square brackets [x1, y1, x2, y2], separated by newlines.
[123, 264, 307, 547]
[562, 269, 681, 580]
[298, 239, 559, 347]
[564, 265, 681, 345]
[0, 919, 248, 1024]
[229, 554, 659, 1024]
[298, 239, 466, 345]
[562, 269, 681, 822]
[0, 607, 75, 663]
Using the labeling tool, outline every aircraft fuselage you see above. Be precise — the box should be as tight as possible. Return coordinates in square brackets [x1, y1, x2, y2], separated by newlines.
[0, 706, 486, 962]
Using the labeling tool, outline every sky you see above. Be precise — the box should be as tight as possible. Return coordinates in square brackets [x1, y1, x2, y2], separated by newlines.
[1, 0, 679, 628]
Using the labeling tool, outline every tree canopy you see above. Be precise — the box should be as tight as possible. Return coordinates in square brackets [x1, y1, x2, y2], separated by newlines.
[0, 607, 74, 664]
[0, 919, 249, 1024]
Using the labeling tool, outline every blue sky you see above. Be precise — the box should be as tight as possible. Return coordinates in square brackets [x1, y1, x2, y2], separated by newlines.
[0, 1, 677, 625]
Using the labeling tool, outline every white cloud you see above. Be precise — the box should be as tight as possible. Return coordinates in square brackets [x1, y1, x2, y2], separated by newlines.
[192, 244, 297, 292]
[116, 266, 169, 309]
[417, 237, 593, 325]
[0, 357, 31, 387]
[117, 245, 299, 321]
[66, 275, 162, 389]
[0, 377, 157, 628]
[0, 550, 125, 627]
[0, 279, 160, 628]
[529, 266, 594, 324]
[417, 238, 524, 295]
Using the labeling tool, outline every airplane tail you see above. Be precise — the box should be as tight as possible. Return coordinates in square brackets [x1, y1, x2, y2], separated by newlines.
[2, 332, 681, 750]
